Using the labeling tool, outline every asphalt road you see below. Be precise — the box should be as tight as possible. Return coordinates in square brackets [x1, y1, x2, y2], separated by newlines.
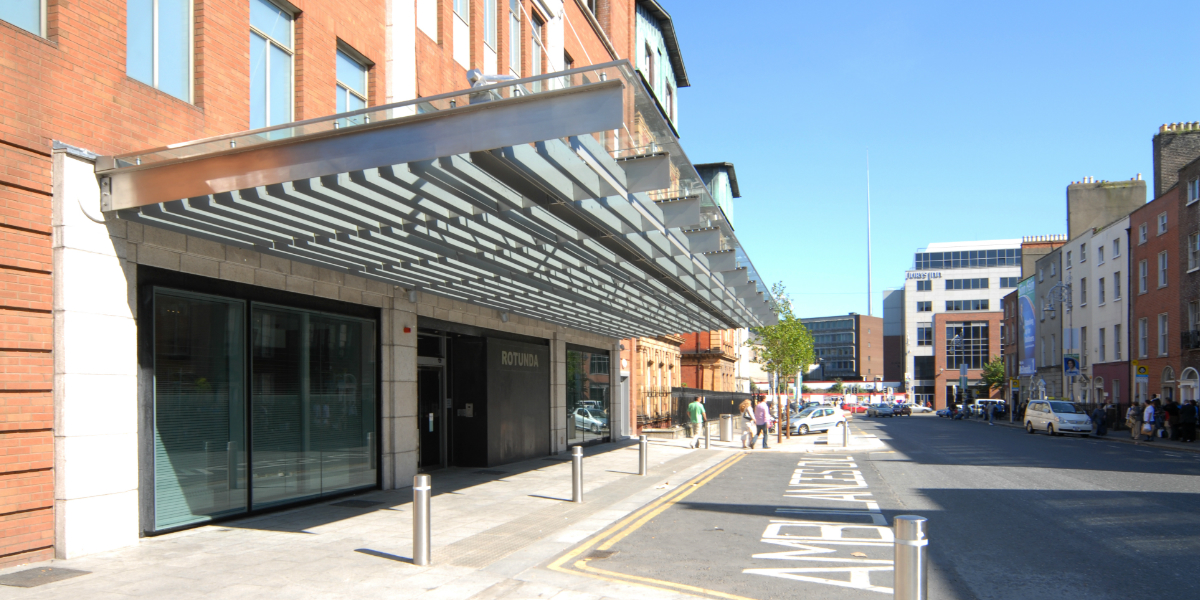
[556, 415, 1200, 599]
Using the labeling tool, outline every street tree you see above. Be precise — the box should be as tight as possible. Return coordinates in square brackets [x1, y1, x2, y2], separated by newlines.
[981, 356, 1005, 395]
[750, 282, 815, 401]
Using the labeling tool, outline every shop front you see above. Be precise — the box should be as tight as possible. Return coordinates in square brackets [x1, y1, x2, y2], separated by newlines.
[53, 61, 773, 557]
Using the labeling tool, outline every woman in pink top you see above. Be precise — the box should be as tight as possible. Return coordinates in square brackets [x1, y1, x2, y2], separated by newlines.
[750, 397, 772, 449]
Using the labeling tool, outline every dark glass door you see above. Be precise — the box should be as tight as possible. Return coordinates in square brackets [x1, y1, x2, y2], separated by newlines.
[418, 367, 443, 468]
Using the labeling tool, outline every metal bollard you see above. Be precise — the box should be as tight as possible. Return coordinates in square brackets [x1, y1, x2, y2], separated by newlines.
[843, 421, 850, 447]
[638, 435, 648, 476]
[413, 474, 432, 566]
[571, 446, 584, 503]
[703, 422, 711, 449]
[893, 516, 929, 600]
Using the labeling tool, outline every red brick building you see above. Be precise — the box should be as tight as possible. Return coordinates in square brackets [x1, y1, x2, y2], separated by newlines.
[931, 311, 1003, 409]
[1177, 155, 1200, 401]
[679, 329, 737, 392]
[1, 0, 388, 568]
[1129, 174, 1182, 405]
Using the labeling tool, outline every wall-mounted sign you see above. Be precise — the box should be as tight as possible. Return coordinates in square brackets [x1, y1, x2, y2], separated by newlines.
[1136, 365, 1149, 382]
[906, 272, 943, 280]
[1063, 354, 1080, 377]
[500, 350, 540, 368]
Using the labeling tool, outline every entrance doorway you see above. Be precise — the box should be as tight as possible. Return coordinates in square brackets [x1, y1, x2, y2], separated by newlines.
[418, 367, 444, 469]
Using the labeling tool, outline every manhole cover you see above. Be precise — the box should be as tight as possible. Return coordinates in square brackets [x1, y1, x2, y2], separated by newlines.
[473, 469, 507, 475]
[587, 550, 618, 560]
[330, 500, 383, 508]
[0, 568, 90, 588]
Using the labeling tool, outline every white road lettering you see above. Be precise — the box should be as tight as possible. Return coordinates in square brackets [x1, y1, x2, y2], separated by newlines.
[743, 455, 895, 594]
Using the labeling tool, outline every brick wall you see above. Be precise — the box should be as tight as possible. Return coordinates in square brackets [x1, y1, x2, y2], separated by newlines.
[932, 311, 1003, 410]
[856, 315, 883, 381]
[1177, 157, 1200, 387]
[0, 0, 386, 568]
[1154, 128, 1200, 199]
[1130, 185, 1183, 403]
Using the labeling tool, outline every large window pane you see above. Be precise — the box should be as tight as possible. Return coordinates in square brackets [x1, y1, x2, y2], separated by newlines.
[153, 291, 246, 530]
[249, 32, 268, 129]
[251, 306, 375, 509]
[250, 0, 291, 47]
[0, 0, 41, 36]
[336, 50, 367, 98]
[126, 0, 154, 86]
[268, 43, 292, 126]
[157, 0, 191, 101]
[567, 349, 610, 444]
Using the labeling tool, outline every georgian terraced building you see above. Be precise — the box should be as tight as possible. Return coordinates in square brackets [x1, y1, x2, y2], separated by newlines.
[0, 0, 774, 567]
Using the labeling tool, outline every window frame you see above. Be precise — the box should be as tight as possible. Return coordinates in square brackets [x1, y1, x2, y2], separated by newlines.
[1189, 178, 1200, 205]
[1159, 313, 1169, 356]
[0, 0, 47, 37]
[249, 0, 296, 129]
[1189, 232, 1200, 272]
[1139, 223, 1147, 244]
[335, 45, 369, 118]
[1158, 251, 1168, 288]
[1158, 212, 1168, 235]
[1079, 277, 1087, 306]
[1138, 318, 1147, 358]
[1113, 238, 1121, 258]
[1114, 323, 1122, 360]
[1139, 259, 1147, 294]
[127, 0, 196, 103]
[1079, 243, 1086, 262]
[484, 0, 497, 49]
[453, 0, 470, 23]
[1098, 245, 1105, 264]
[1113, 271, 1121, 300]
[1098, 277, 1105, 305]
[529, 10, 545, 91]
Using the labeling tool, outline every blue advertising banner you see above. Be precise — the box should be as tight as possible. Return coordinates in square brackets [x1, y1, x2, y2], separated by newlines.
[1018, 277, 1037, 376]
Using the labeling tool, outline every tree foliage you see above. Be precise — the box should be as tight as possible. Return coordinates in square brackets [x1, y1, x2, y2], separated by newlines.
[981, 355, 1006, 393]
[750, 283, 815, 389]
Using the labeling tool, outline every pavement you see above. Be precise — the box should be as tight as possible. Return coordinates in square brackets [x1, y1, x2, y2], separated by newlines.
[0, 441, 737, 600]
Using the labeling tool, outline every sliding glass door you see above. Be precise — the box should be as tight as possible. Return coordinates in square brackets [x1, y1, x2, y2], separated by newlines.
[152, 289, 376, 530]
[153, 291, 247, 530]
[251, 305, 376, 509]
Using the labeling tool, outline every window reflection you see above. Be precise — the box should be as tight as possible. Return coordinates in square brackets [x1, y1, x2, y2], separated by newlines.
[567, 349, 610, 444]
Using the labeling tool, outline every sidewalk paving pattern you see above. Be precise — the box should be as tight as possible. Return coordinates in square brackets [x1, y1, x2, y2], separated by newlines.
[0, 442, 735, 600]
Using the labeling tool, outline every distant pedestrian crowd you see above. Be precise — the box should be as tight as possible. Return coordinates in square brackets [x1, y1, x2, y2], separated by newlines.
[1125, 396, 1199, 443]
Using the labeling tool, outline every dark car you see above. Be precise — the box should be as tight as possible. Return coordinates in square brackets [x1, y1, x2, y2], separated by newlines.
[893, 403, 912, 416]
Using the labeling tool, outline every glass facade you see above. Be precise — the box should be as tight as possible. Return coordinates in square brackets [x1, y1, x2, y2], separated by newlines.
[914, 248, 1020, 270]
[151, 289, 376, 531]
[945, 322, 989, 369]
[566, 348, 610, 444]
[153, 291, 246, 530]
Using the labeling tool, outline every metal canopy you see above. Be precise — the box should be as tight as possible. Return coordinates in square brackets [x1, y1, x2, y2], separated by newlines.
[96, 61, 777, 339]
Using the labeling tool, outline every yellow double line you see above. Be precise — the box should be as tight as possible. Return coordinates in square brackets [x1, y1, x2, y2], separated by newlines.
[548, 452, 758, 600]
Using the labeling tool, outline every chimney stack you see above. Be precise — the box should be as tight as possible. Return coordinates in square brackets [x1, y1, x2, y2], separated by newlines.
[1153, 123, 1200, 198]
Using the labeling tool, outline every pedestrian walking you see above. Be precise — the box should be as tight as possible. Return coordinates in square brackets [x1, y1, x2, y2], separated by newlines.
[749, 397, 771, 450]
[988, 402, 996, 425]
[1091, 404, 1107, 436]
[687, 397, 707, 449]
[1154, 398, 1166, 439]
[738, 399, 756, 449]
[1142, 400, 1157, 442]
[1179, 400, 1198, 443]
[1128, 403, 1142, 440]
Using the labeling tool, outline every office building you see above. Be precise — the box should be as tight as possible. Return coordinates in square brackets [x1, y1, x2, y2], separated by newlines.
[801, 313, 883, 382]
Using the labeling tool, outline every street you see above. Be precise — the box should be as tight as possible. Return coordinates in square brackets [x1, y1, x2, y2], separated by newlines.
[549, 415, 1200, 599]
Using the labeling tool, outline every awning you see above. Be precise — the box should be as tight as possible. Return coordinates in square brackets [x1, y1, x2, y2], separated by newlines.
[95, 60, 776, 339]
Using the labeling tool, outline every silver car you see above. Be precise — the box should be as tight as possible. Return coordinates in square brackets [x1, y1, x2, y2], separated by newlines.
[867, 404, 895, 418]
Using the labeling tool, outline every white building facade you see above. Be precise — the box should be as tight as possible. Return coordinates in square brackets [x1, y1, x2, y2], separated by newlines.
[903, 240, 1023, 404]
[1063, 217, 1131, 405]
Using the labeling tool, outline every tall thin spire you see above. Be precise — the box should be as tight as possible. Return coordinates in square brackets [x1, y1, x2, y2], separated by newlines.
[867, 151, 872, 317]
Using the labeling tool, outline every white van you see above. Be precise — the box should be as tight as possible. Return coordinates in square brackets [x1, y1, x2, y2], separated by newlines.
[1024, 400, 1092, 436]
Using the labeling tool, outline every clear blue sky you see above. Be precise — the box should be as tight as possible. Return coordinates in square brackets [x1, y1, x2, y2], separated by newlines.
[669, 0, 1200, 319]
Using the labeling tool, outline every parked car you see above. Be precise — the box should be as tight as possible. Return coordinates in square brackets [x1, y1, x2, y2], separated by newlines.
[936, 408, 951, 418]
[841, 403, 867, 413]
[789, 406, 846, 435]
[910, 404, 934, 414]
[573, 408, 608, 433]
[892, 403, 912, 416]
[866, 404, 895, 418]
[1024, 400, 1091, 436]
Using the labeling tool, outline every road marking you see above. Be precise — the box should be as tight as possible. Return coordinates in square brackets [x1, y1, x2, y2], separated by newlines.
[743, 455, 894, 594]
[547, 453, 758, 600]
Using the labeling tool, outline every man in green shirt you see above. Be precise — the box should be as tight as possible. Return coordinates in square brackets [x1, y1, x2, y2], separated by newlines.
[688, 397, 707, 449]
